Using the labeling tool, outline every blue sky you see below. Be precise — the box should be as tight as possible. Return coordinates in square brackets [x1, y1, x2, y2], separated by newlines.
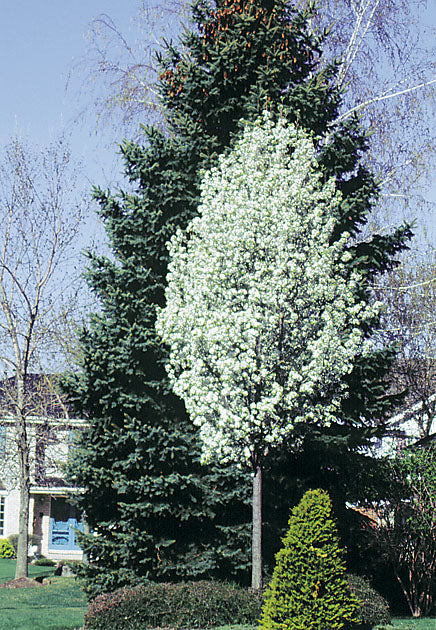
[0, 1, 435, 227]
[0, 1, 142, 191]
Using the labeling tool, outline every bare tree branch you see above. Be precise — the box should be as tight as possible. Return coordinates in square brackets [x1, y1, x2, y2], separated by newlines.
[337, 76, 436, 123]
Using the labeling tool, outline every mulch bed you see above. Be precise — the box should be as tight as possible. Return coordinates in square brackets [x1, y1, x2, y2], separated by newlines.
[0, 577, 43, 588]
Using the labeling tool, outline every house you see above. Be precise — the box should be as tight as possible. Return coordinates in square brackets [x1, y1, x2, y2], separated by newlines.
[0, 374, 86, 561]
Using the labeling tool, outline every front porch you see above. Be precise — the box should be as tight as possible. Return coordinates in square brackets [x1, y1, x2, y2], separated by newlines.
[31, 489, 84, 561]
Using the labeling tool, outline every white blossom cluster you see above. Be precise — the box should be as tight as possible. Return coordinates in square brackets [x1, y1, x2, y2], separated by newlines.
[156, 112, 380, 463]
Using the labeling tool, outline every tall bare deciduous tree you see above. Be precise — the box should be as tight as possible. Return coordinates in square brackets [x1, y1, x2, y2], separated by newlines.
[0, 138, 88, 578]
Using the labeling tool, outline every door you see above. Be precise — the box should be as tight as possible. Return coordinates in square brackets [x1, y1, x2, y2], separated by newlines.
[49, 497, 83, 550]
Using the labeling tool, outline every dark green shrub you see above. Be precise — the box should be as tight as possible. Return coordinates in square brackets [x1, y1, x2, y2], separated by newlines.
[260, 489, 360, 630]
[346, 574, 391, 628]
[0, 538, 15, 559]
[33, 556, 56, 566]
[84, 580, 263, 630]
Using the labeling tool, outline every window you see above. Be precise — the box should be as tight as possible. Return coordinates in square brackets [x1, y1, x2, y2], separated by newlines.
[0, 426, 5, 458]
[0, 497, 4, 536]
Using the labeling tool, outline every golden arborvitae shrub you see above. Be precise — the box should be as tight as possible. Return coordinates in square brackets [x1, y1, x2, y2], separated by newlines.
[260, 488, 360, 630]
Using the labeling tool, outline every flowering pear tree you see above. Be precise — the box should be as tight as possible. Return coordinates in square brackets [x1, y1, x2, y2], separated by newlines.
[156, 113, 379, 589]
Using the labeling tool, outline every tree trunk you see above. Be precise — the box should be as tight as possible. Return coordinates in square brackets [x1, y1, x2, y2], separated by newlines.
[15, 371, 30, 580]
[15, 429, 30, 578]
[82, 512, 90, 564]
[251, 463, 262, 590]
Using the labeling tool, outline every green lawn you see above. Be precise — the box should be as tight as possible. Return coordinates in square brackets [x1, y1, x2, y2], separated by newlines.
[0, 558, 56, 583]
[0, 561, 87, 630]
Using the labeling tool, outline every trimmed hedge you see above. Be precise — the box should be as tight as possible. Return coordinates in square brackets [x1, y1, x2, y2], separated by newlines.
[84, 580, 263, 630]
[346, 574, 391, 628]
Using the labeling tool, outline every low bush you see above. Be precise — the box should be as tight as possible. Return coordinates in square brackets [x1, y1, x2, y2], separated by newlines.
[346, 574, 391, 628]
[0, 539, 15, 559]
[84, 580, 263, 630]
[33, 556, 56, 566]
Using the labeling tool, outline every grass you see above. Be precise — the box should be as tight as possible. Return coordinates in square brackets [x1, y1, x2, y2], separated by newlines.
[0, 558, 56, 583]
[0, 561, 87, 630]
